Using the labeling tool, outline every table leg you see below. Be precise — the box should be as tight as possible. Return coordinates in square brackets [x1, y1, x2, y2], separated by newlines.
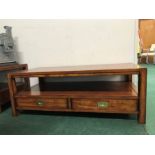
[24, 78, 30, 90]
[8, 74, 17, 116]
[0, 105, 2, 113]
[22, 64, 30, 90]
[138, 68, 147, 124]
[126, 75, 132, 82]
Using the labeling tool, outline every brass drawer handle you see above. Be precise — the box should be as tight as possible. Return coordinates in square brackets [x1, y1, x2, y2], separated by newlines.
[36, 100, 45, 106]
[97, 101, 109, 108]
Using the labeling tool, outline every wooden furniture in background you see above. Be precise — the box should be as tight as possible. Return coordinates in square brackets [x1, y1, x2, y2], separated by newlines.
[0, 64, 28, 112]
[139, 19, 155, 50]
[139, 19, 155, 64]
[8, 63, 147, 124]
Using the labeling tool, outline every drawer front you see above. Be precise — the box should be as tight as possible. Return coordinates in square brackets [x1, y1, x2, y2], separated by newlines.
[72, 99, 137, 113]
[16, 98, 68, 109]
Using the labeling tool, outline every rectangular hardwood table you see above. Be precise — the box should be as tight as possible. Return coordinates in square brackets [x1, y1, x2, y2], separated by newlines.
[8, 63, 147, 124]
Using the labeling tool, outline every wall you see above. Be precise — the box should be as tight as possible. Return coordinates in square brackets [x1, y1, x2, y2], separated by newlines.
[0, 19, 137, 85]
[0, 19, 136, 68]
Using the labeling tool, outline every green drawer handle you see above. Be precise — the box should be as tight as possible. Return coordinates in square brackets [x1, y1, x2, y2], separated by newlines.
[36, 100, 45, 106]
[97, 102, 109, 108]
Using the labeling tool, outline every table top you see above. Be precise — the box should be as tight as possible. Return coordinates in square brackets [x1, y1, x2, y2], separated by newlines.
[28, 63, 141, 71]
[0, 64, 27, 72]
[8, 63, 145, 78]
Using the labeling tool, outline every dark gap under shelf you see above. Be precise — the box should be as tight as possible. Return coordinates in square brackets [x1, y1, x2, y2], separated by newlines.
[16, 81, 138, 99]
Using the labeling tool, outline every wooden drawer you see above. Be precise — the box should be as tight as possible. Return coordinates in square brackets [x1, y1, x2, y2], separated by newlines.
[16, 98, 68, 110]
[72, 99, 138, 113]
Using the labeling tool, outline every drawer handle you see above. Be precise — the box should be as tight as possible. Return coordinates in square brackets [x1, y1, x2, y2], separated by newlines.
[97, 102, 109, 108]
[36, 100, 45, 106]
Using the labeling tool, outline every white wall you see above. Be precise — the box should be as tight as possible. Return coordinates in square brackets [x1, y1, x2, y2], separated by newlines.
[0, 19, 136, 68]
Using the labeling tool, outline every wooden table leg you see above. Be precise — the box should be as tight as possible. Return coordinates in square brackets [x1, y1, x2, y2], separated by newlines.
[23, 64, 30, 90]
[126, 74, 132, 82]
[138, 68, 147, 124]
[8, 74, 17, 116]
[24, 78, 30, 90]
[0, 105, 2, 113]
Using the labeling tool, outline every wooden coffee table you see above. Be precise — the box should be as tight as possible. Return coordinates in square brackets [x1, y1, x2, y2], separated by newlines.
[8, 63, 147, 124]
